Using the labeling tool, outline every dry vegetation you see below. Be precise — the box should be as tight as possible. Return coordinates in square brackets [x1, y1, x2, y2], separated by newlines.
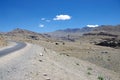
[0, 35, 7, 47]
[37, 36, 120, 74]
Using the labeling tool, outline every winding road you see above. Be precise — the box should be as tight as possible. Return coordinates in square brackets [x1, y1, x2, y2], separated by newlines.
[0, 42, 27, 57]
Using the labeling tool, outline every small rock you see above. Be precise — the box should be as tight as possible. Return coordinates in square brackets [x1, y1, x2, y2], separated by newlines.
[39, 60, 43, 62]
[43, 73, 47, 76]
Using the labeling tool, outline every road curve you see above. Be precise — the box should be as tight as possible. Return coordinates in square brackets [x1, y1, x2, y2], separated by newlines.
[0, 42, 27, 57]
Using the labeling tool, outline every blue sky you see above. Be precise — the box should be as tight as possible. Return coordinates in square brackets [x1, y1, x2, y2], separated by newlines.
[0, 0, 120, 32]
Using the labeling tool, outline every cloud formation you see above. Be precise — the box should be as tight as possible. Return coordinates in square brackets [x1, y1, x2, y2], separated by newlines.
[41, 18, 45, 20]
[53, 15, 71, 20]
[41, 18, 51, 22]
[39, 24, 44, 28]
[46, 20, 51, 22]
[87, 25, 99, 27]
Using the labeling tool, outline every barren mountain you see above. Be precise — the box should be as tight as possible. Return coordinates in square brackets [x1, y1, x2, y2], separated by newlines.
[45, 25, 120, 41]
[45, 27, 95, 40]
[93, 25, 120, 32]
[2, 28, 49, 42]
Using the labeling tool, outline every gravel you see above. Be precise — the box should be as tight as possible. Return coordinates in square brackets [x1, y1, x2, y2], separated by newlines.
[0, 43, 119, 80]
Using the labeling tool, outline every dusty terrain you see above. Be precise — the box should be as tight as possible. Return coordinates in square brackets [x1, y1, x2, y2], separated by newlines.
[11, 31, 119, 74]
[0, 26, 120, 80]
[25, 36, 120, 74]
[0, 42, 120, 80]
[0, 35, 7, 47]
[7, 37, 120, 74]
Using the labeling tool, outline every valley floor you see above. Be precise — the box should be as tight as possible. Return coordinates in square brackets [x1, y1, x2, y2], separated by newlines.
[31, 38, 120, 74]
[0, 42, 120, 80]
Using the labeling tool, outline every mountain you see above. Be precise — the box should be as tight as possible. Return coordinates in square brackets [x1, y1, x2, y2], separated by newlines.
[84, 25, 120, 37]
[48, 27, 95, 34]
[1, 25, 120, 42]
[57, 27, 96, 33]
[93, 25, 120, 32]
[3, 28, 47, 41]
[45, 27, 95, 39]
[45, 25, 120, 41]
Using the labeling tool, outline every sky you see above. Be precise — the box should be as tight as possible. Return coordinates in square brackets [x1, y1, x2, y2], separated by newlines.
[0, 0, 120, 33]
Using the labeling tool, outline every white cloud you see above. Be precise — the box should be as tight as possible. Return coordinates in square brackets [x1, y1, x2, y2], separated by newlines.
[53, 14, 71, 20]
[87, 25, 99, 28]
[41, 18, 51, 22]
[39, 24, 44, 28]
[41, 18, 45, 20]
[46, 20, 51, 22]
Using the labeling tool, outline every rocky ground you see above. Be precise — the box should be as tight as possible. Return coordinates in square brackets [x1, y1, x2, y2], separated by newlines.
[0, 42, 120, 80]
[0, 35, 7, 47]
[6, 34, 120, 74]
[24, 36, 119, 74]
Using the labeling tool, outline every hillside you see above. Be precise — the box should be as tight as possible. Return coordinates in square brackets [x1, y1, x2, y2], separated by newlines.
[0, 34, 7, 47]
[45, 25, 120, 41]
[45, 27, 95, 40]
[2, 28, 49, 42]
[93, 25, 120, 32]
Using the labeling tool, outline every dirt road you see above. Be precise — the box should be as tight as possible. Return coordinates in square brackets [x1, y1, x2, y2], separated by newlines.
[0, 42, 119, 80]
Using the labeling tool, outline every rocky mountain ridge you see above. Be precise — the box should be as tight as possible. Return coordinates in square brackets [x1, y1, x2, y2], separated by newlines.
[45, 25, 120, 41]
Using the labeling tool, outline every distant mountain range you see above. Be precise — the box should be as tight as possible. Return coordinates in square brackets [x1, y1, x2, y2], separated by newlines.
[45, 27, 95, 39]
[0, 25, 120, 41]
[55, 27, 95, 33]
[45, 25, 120, 39]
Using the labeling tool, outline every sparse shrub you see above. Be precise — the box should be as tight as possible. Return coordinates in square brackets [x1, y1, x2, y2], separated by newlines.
[66, 54, 69, 56]
[87, 67, 92, 70]
[76, 63, 79, 66]
[104, 51, 108, 53]
[98, 76, 104, 80]
[29, 35, 39, 40]
[87, 67, 92, 75]
[62, 42, 65, 45]
[87, 72, 91, 75]
[101, 51, 108, 54]
[60, 53, 65, 55]
[107, 58, 111, 61]
[98, 56, 100, 58]
[55, 42, 59, 45]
